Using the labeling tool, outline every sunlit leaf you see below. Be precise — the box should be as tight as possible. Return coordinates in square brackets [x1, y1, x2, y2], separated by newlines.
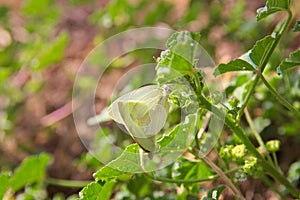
[249, 35, 274, 66]
[79, 182, 102, 200]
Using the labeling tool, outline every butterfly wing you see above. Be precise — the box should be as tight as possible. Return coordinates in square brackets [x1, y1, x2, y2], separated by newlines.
[118, 101, 156, 152]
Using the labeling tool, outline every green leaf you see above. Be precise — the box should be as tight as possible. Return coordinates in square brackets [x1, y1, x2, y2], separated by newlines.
[156, 31, 201, 83]
[249, 36, 275, 66]
[214, 59, 255, 76]
[214, 35, 275, 76]
[33, 31, 69, 70]
[79, 182, 102, 200]
[97, 181, 115, 200]
[9, 153, 51, 192]
[202, 185, 226, 200]
[94, 114, 196, 180]
[293, 21, 300, 32]
[79, 181, 115, 200]
[256, 0, 290, 21]
[93, 164, 129, 182]
[277, 49, 300, 75]
[93, 145, 138, 181]
[0, 173, 10, 199]
[127, 174, 152, 197]
[174, 158, 212, 182]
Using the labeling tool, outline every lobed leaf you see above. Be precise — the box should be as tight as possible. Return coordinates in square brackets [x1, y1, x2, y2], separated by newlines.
[277, 49, 300, 75]
[256, 0, 290, 21]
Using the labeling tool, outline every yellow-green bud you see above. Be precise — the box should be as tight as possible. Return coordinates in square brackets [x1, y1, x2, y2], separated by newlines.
[232, 144, 246, 159]
[266, 140, 280, 152]
[219, 145, 234, 159]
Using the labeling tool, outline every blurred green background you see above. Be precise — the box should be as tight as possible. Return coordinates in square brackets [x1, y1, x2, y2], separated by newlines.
[0, 0, 299, 199]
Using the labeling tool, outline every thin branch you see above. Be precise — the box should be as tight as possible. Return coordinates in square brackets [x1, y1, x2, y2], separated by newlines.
[45, 178, 91, 188]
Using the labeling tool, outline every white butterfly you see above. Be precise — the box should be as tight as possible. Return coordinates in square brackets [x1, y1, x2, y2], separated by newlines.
[108, 85, 169, 152]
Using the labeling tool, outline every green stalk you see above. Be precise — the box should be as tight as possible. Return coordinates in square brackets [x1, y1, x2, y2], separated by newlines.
[272, 152, 279, 168]
[237, 10, 292, 121]
[144, 168, 239, 184]
[197, 94, 300, 198]
[237, 76, 259, 122]
[45, 178, 91, 188]
[244, 108, 273, 164]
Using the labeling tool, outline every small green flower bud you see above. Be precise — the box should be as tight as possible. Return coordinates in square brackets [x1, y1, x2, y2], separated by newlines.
[219, 145, 234, 159]
[232, 144, 246, 159]
[228, 96, 240, 108]
[243, 156, 257, 174]
[266, 140, 280, 152]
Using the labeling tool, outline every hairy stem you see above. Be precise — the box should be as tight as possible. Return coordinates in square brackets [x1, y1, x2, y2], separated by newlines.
[144, 167, 239, 184]
[45, 178, 91, 188]
[244, 108, 273, 164]
[237, 76, 259, 122]
[237, 10, 292, 121]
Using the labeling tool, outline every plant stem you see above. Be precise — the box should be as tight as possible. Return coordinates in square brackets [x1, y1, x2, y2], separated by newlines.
[236, 76, 259, 122]
[145, 167, 239, 184]
[45, 178, 91, 188]
[272, 152, 279, 168]
[244, 108, 273, 164]
[193, 148, 246, 200]
[237, 10, 292, 121]
[259, 73, 300, 117]
[197, 94, 300, 198]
